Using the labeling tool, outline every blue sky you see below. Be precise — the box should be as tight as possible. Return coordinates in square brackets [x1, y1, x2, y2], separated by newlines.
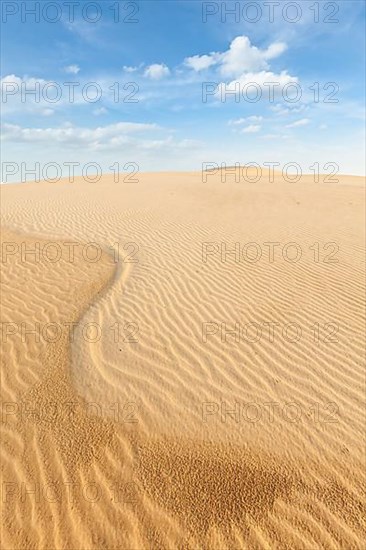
[1, 0, 365, 181]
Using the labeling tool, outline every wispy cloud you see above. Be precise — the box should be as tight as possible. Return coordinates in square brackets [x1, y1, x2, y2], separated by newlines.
[64, 64, 80, 74]
[229, 116, 263, 126]
[285, 118, 310, 128]
[241, 124, 261, 133]
[2, 121, 160, 147]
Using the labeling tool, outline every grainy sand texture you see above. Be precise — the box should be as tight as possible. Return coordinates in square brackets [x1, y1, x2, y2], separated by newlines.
[1, 170, 365, 549]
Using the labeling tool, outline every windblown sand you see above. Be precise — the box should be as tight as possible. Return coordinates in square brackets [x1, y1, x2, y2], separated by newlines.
[1, 170, 365, 549]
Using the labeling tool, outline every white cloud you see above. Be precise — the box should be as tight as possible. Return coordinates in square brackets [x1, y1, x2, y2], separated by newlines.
[1, 125, 205, 182]
[246, 115, 263, 122]
[271, 103, 307, 116]
[136, 136, 202, 151]
[123, 65, 139, 73]
[93, 107, 108, 116]
[241, 124, 261, 133]
[286, 118, 310, 128]
[1, 74, 47, 95]
[1, 74, 138, 115]
[1, 75, 57, 115]
[228, 118, 247, 126]
[184, 36, 287, 77]
[2, 121, 160, 147]
[182, 36, 287, 78]
[64, 64, 80, 74]
[1, 74, 23, 86]
[184, 54, 219, 71]
[182, 37, 296, 103]
[216, 70, 298, 101]
[144, 64, 170, 80]
[261, 133, 289, 140]
[219, 36, 286, 77]
[229, 116, 263, 126]
[263, 42, 288, 60]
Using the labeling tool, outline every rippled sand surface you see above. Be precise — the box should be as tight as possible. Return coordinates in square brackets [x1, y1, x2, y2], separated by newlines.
[1, 171, 365, 548]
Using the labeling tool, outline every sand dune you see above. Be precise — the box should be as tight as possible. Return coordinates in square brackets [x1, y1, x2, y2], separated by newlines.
[1, 170, 365, 548]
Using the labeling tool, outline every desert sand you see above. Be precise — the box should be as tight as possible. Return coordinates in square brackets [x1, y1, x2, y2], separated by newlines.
[1, 169, 365, 549]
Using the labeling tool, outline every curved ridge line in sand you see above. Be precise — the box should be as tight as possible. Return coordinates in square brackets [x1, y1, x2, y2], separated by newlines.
[1, 225, 365, 549]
